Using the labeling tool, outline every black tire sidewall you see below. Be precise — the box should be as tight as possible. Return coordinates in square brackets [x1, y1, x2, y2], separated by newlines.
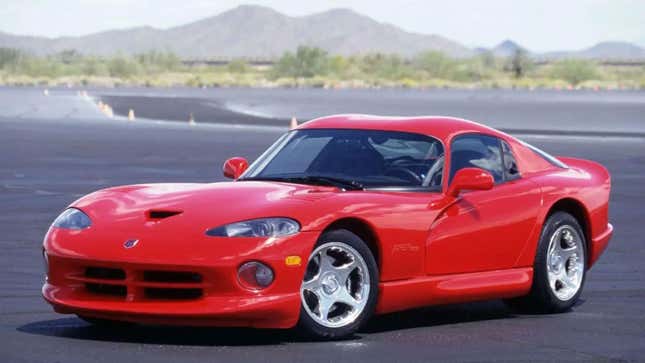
[532, 211, 588, 312]
[297, 229, 379, 340]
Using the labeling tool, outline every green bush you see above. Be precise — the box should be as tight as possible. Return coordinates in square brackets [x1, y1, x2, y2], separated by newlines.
[0, 48, 24, 71]
[413, 51, 457, 79]
[107, 56, 142, 78]
[359, 53, 411, 80]
[550, 59, 600, 85]
[272, 46, 329, 78]
[227, 59, 249, 73]
[81, 57, 109, 76]
[0, 45, 641, 89]
[135, 51, 180, 72]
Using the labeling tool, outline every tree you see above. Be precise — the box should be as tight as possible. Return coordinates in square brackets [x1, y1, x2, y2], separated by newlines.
[0, 48, 23, 70]
[107, 55, 141, 78]
[55, 49, 81, 64]
[272, 46, 329, 78]
[509, 49, 532, 78]
[82, 57, 109, 76]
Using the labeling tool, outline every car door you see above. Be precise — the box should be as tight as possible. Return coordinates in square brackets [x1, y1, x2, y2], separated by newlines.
[425, 134, 542, 275]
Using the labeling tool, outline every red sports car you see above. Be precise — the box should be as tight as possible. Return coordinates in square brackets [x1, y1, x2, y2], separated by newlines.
[43, 115, 613, 339]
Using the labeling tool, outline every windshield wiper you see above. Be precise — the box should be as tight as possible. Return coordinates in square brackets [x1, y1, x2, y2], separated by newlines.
[241, 175, 364, 190]
[299, 176, 364, 190]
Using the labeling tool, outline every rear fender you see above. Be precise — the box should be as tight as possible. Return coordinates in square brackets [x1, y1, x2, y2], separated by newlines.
[515, 156, 611, 268]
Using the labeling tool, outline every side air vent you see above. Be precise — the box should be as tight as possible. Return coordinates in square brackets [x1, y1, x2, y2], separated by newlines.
[147, 210, 183, 220]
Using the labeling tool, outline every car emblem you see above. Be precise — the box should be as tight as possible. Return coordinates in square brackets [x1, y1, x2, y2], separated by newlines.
[123, 239, 139, 249]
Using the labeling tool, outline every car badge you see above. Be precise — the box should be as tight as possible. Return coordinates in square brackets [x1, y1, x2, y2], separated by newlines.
[123, 239, 139, 249]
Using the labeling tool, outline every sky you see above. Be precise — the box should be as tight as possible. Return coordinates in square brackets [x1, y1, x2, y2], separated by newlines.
[1, 0, 643, 52]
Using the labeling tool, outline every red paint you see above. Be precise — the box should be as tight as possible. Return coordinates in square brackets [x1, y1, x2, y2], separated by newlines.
[43, 115, 612, 328]
[376, 268, 533, 314]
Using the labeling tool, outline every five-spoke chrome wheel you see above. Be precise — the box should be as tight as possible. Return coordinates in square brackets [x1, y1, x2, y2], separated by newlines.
[547, 225, 585, 301]
[503, 212, 587, 313]
[300, 242, 371, 328]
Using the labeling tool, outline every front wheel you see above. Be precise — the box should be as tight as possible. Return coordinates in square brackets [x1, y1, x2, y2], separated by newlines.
[506, 211, 587, 313]
[297, 229, 379, 339]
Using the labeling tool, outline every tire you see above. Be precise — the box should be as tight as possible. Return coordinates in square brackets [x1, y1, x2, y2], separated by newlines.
[297, 229, 379, 340]
[77, 315, 133, 328]
[506, 211, 587, 313]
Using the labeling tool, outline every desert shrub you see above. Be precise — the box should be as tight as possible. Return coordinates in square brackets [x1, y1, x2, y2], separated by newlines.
[413, 51, 457, 79]
[550, 59, 600, 85]
[107, 55, 142, 78]
[272, 46, 329, 78]
[227, 59, 249, 73]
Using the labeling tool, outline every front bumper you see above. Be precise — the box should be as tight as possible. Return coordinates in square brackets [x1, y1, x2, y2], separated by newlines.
[42, 229, 318, 328]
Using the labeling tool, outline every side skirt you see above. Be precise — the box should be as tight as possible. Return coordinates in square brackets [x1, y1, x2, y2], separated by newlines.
[375, 267, 533, 314]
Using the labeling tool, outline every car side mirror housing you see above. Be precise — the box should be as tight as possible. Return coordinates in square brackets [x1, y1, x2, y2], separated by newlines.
[223, 157, 249, 179]
[447, 167, 494, 197]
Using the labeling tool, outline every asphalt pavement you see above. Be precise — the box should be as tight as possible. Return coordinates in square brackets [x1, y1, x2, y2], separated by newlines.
[96, 87, 645, 136]
[0, 88, 644, 362]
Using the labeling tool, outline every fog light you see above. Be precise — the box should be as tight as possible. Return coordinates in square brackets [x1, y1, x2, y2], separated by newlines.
[237, 261, 274, 290]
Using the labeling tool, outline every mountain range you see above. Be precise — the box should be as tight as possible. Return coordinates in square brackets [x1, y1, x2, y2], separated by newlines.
[1, 5, 643, 60]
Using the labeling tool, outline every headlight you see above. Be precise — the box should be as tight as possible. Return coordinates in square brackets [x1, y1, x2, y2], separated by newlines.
[206, 217, 300, 238]
[52, 208, 92, 230]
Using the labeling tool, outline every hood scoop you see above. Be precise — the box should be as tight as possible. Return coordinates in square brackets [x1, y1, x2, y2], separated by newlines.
[146, 210, 183, 220]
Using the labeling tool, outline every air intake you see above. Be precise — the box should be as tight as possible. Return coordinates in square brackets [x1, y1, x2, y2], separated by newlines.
[146, 210, 182, 220]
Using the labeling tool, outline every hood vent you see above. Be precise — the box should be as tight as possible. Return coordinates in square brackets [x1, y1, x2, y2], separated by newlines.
[147, 210, 183, 220]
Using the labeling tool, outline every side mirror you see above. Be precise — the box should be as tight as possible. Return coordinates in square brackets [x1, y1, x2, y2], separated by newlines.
[223, 157, 249, 179]
[447, 167, 494, 197]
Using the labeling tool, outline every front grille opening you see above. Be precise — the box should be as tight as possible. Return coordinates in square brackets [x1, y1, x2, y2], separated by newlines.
[85, 267, 126, 280]
[144, 288, 202, 300]
[143, 270, 202, 283]
[147, 210, 182, 220]
[85, 283, 127, 297]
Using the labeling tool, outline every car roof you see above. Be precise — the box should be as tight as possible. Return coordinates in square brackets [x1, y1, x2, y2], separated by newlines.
[297, 114, 509, 142]
[298, 114, 557, 177]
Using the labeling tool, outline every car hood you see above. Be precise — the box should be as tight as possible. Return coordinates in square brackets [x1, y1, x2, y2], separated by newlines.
[71, 181, 340, 232]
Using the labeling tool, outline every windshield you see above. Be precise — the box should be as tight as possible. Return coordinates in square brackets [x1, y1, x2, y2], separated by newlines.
[241, 129, 445, 190]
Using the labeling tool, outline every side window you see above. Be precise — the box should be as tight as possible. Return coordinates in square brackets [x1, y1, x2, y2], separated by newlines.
[449, 134, 503, 184]
[501, 140, 520, 181]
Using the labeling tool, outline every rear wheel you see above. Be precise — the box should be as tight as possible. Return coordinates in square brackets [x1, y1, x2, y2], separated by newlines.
[297, 229, 378, 339]
[506, 211, 587, 313]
